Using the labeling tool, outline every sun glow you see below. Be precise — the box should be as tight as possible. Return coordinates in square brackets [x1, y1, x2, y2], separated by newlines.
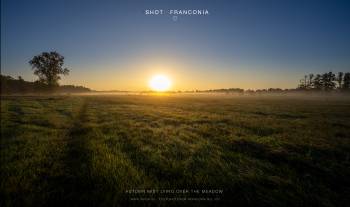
[149, 75, 171, 91]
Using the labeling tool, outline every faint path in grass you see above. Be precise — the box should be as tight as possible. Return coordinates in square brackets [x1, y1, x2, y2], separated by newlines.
[48, 98, 96, 206]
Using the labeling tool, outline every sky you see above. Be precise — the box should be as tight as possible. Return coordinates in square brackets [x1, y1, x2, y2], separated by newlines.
[1, 0, 350, 91]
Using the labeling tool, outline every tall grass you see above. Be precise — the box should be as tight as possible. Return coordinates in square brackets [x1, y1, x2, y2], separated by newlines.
[1, 95, 349, 206]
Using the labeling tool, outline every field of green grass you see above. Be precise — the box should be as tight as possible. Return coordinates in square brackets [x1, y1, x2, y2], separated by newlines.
[1, 94, 350, 206]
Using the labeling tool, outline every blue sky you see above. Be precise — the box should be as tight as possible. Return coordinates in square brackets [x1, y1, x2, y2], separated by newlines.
[1, 0, 350, 90]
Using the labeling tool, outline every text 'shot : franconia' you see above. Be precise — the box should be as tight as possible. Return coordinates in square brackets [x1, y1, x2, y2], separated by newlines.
[145, 9, 210, 15]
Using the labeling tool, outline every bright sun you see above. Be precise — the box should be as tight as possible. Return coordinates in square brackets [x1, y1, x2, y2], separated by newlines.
[149, 75, 171, 92]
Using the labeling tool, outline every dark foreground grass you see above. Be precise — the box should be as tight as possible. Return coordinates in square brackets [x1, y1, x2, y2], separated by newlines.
[1, 94, 350, 207]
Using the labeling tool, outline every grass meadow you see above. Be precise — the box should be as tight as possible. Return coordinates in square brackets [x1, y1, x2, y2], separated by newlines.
[1, 94, 350, 206]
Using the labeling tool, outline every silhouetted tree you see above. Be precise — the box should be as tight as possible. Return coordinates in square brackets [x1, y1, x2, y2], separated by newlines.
[343, 73, 350, 90]
[29, 51, 69, 90]
[311, 74, 322, 90]
[17, 76, 26, 92]
[307, 73, 314, 89]
[321, 72, 336, 91]
[17, 76, 24, 81]
[337, 72, 343, 89]
[298, 75, 308, 89]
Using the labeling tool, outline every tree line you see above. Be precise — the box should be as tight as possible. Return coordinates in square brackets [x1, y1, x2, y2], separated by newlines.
[298, 72, 350, 91]
[1, 75, 91, 94]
